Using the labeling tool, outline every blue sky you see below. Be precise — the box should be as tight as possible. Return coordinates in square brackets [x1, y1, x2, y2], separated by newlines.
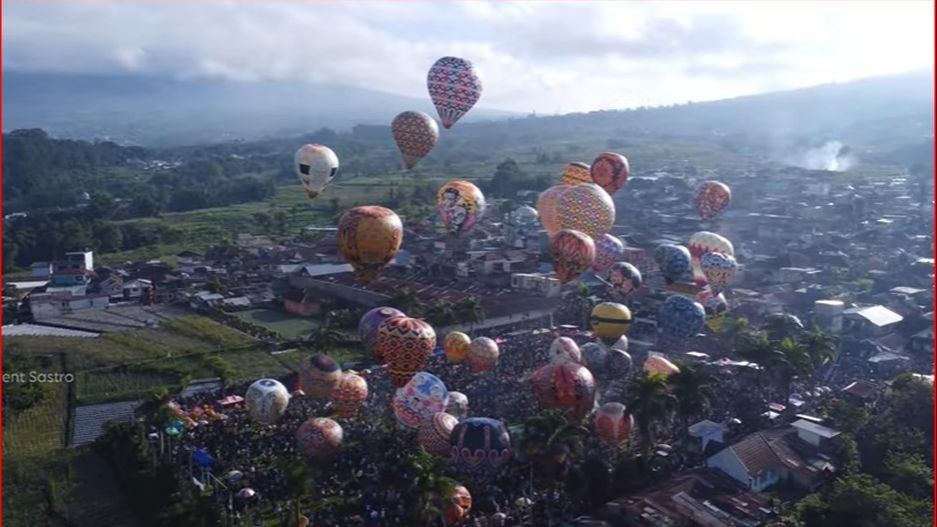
[3, 1, 933, 113]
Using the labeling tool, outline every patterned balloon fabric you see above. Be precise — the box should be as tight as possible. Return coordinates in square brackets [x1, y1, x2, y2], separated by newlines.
[557, 183, 615, 240]
[589, 152, 630, 195]
[377, 317, 437, 387]
[449, 418, 512, 482]
[549, 229, 596, 284]
[338, 206, 403, 284]
[688, 232, 734, 287]
[418, 412, 459, 456]
[694, 180, 732, 220]
[296, 417, 344, 459]
[330, 373, 368, 418]
[391, 111, 439, 169]
[657, 295, 706, 346]
[468, 337, 500, 373]
[427, 56, 483, 129]
[245, 379, 290, 425]
[298, 354, 342, 399]
[536, 185, 568, 235]
[393, 371, 449, 429]
[607, 261, 642, 298]
[561, 162, 592, 186]
[359, 307, 405, 361]
[700, 251, 737, 293]
[594, 402, 634, 445]
[444, 332, 472, 364]
[531, 362, 596, 421]
[592, 234, 625, 273]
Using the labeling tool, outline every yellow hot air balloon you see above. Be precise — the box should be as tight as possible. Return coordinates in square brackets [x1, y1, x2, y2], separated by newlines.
[537, 185, 567, 235]
[437, 180, 486, 236]
[444, 331, 472, 363]
[561, 162, 592, 186]
[558, 183, 615, 240]
[590, 302, 632, 345]
[338, 206, 403, 284]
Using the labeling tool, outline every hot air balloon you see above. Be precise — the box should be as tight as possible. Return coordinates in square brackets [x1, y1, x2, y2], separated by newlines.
[561, 162, 592, 186]
[338, 206, 403, 284]
[593, 234, 626, 274]
[550, 229, 596, 284]
[643, 354, 680, 377]
[594, 402, 634, 445]
[654, 244, 692, 284]
[294, 144, 339, 200]
[557, 183, 615, 240]
[393, 371, 449, 429]
[330, 373, 368, 417]
[536, 185, 567, 235]
[298, 354, 342, 399]
[688, 232, 734, 287]
[700, 252, 737, 294]
[438, 180, 486, 236]
[377, 316, 437, 387]
[531, 362, 596, 421]
[450, 418, 512, 481]
[694, 181, 732, 220]
[418, 412, 460, 456]
[607, 348, 633, 376]
[607, 261, 642, 298]
[581, 342, 609, 372]
[446, 391, 469, 419]
[590, 302, 632, 345]
[549, 336, 582, 364]
[427, 56, 482, 129]
[468, 337, 500, 373]
[245, 379, 290, 425]
[445, 485, 473, 526]
[444, 331, 472, 363]
[589, 152, 630, 196]
[657, 295, 706, 347]
[392, 111, 439, 169]
[697, 287, 729, 332]
[359, 307, 405, 362]
[296, 417, 343, 460]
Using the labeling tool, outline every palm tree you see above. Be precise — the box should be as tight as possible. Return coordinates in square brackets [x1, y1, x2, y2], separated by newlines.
[763, 313, 804, 342]
[625, 373, 677, 452]
[425, 299, 456, 327]
[776, 336, 814, 401]
[278, 460, 312, 527]
[564, 283, 594, 329]
[517, 410, 590, 483]
[459, 296, 485, 326]
[802, 325, 838, 373]
[669, 361, 713, 439]
[735, 334, 787, 402]
[718, 316, 751, 352]
[407, 449, 458, 526]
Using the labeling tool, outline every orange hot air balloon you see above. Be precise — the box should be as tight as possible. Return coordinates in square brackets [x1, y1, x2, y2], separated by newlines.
[392, 111, 439, 169]
[590, 152, 630, 195]
[536, 185, 567, 235]
[561, 162, 592, 186]
[558, 182, 616, 240]
[531, 362, 596, 421]
[444, 331, 472, 363]
[643, 354, 681, 377]
[330, 373, 368, 417]
[549, 229, 596, 284]
[594, 402, 634, 445]
[444, 485, 472, 525]
[694, 181, 732, 220]
[377, 316, 437, 387]
[338, 206, 403, 284]
[418, 412, 459, 456]
[467, 337, 500, 373]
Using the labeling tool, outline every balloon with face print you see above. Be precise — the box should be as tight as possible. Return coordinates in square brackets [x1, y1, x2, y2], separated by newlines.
[437, 180, 486, 236]
[427, 56, 482, 129]
[688, 232, 734, 287]
[593, 234, 626, 274]
[294, 144, 339, 200]
[700, 251, 737, 294]
[393, 371, 450, 429]
[607, 261, 642, 298]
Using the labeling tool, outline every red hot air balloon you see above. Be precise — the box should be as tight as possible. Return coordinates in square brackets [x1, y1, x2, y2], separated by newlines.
[694, 181, 732, 220]
[549, 229, 596, 284]
[392, 111, 439, 169]
[589, 152, 630, 196]
[377, 316, 437, 387]
[427, 56, 483, 129]
[531, 362, 596, 421]
[467, 337, 500, 373]
[594, 402, 634, 445]
[296, 417, 343, 460]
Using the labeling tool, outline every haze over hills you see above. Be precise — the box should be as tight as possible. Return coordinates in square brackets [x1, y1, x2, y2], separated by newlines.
[2, 70, 933, 152]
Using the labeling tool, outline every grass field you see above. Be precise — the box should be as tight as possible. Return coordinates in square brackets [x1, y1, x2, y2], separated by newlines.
[233, 308, 321, 339]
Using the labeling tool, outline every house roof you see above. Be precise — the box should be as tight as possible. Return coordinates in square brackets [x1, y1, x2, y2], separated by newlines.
[840, 380, 878, 400]
[688, 420, 726, 437]
[722, 428, 816, 479]
[791, 419, 841, 439]
[846, 305, 903, 327]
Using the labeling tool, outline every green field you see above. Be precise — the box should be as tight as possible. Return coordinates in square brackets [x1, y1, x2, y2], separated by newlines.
[233, 308, 321, 339]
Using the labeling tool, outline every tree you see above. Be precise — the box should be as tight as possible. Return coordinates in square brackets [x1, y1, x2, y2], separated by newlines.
[669, 361, 713, 438]
[821, 399, 869, 435]
[390, 288, 419, 315]
[277, 459, 312, 527]
[516, 410, 590, 483]
[802, 326, 838, 371]
[253, 212, 272, 232]
[793, 474, 932, 527]
[406, 449, 458, 526]
[625, 373, 676, 451]
[273, 210, 289, 235]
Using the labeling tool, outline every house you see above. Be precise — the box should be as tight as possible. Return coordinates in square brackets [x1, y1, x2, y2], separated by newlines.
[122, 279, 153, 300]
[221, 296, 252, 310]
[28, 292, 110, 319]
[909, 327, 933, 356]
[283, 288, 323, 316]
[687, 419, 727, 454]
[707, 424, 838, 493]
[31, 261, 53, 278]
[840, 380, 879, 406]
[844, 305, 903, 336]
[511, 273, 562, 298]
[189, 291, 225, 311]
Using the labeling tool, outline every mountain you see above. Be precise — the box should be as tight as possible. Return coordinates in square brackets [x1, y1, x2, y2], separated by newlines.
[1, 72, 518, 146]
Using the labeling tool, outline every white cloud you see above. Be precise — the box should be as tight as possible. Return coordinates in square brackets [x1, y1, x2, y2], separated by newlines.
[2, 1, 933, 113]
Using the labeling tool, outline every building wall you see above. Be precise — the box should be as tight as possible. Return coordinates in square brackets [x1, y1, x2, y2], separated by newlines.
[290, 275, 390, 307]
[706, 447, 751, 489]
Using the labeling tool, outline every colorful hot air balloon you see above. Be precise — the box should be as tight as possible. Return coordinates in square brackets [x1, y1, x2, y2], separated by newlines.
[700, 252, 737, 294]
[427, 56, 482, 129]
[245, 379, 290, 425]
[654, 244, 692, 284]
[298, 354, 342, 399]
[688, 232, 734, 287]
[446, 391, 469, 419]
[531, 362, 596, 421]
[296, 417, 343, 460]
[557, 183, 615, 240]
[694, 181, 732, 220]
[657, 295, 706, 347]
[444, 332, 472, 364]
[561, 162, 592, 186]
[594, 402, 634, 445]
[418, 412, 460, 456]
[536, 185, 567, 235]
[392, 111, 439, 169]
[377, 316, 437, 387]
[468, 337, 500, 373]
[697, 287, 729, 332]
[294, 144, 338, 200]
[359, 307, 405, 361]
[394, 371, 449, 429]
[589, 152, 630, 196]
[445, 486, 473, 526]
[643, 354, 680, 377]
[593, 234, 626, 273]
[338, 206, 403, 284]
[549, 337, 582, 364]
[550, 229, 596, 284]
[330, 373, 368, 417]
[450, 418, 512, 481]
[590, 302, 632, 345]
[607, 261, 642, 298]
[438, 180, 486, 236]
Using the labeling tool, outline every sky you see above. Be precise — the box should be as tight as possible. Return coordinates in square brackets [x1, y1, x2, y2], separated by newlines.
[3, 1, 934, 113]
